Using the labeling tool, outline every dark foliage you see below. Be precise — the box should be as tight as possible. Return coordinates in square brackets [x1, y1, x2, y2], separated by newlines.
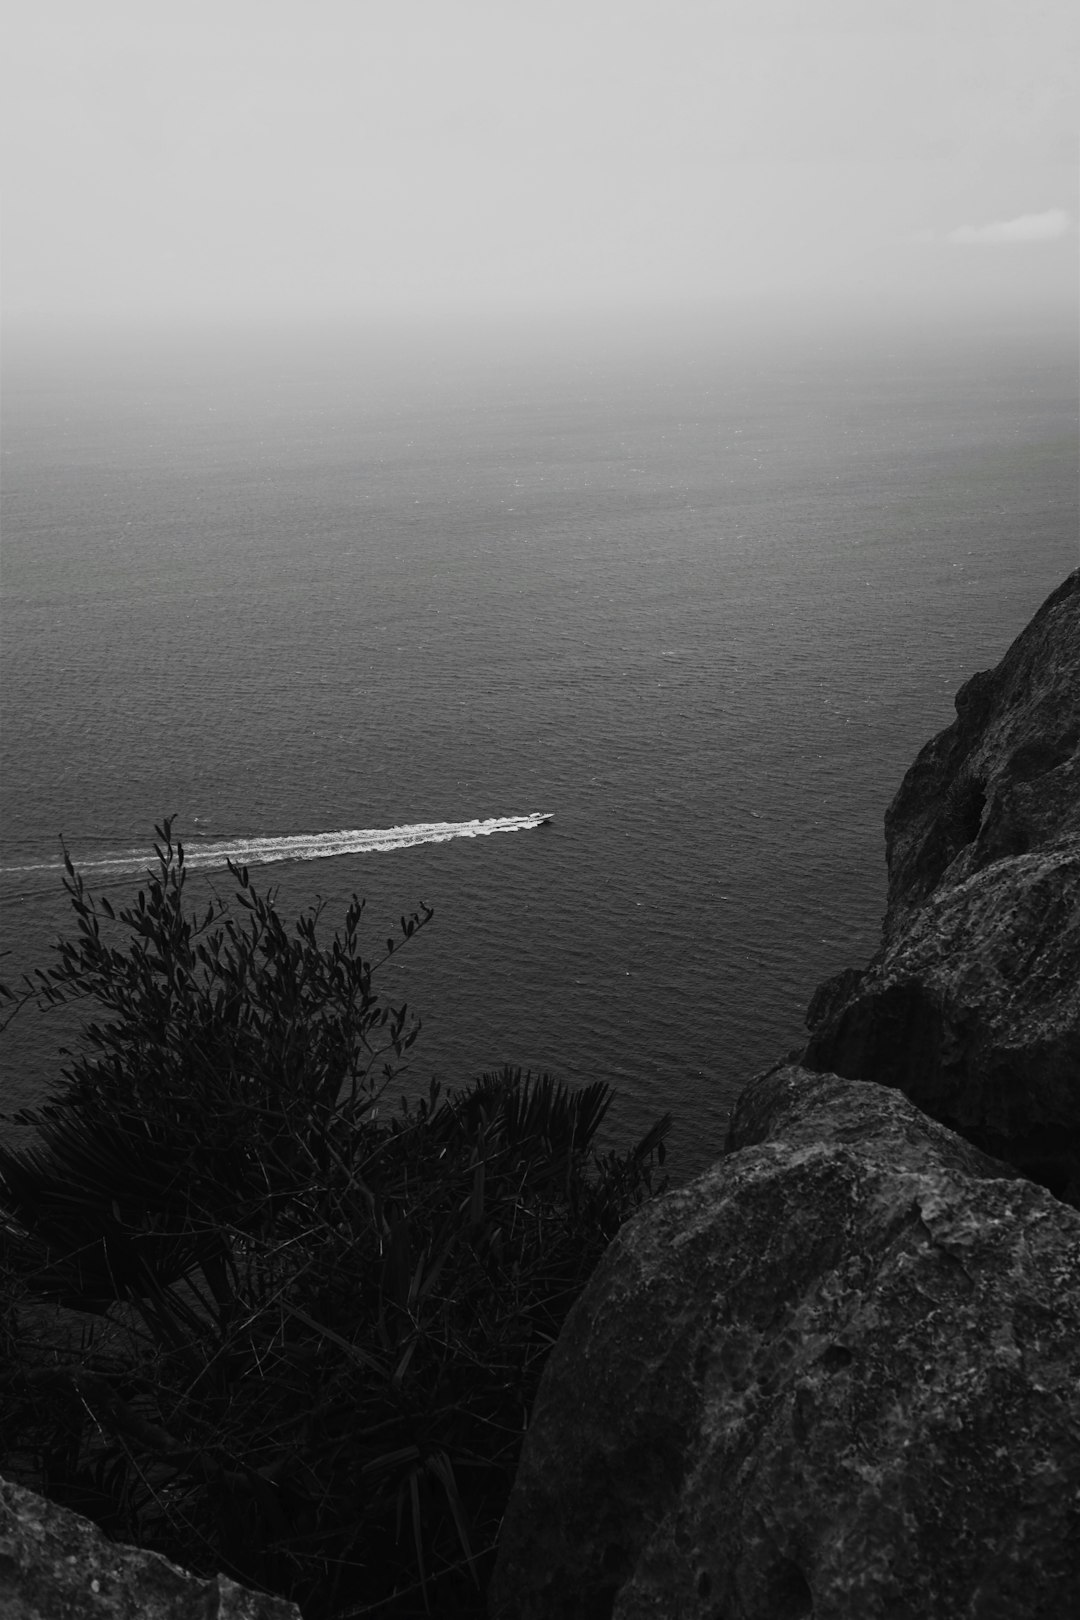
[0, 823, 670, 1617]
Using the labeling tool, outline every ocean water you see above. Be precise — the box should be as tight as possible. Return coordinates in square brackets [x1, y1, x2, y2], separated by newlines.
[1, 310, 1076, 1178]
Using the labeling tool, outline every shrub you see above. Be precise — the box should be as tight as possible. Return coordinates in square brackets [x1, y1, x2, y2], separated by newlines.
[0, 823, 670, 1617]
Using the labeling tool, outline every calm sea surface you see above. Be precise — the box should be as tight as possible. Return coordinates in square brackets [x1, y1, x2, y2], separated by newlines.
[2, 311, 1077, 1177]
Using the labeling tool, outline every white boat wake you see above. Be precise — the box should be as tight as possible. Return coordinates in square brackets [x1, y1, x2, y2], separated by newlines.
[2, 813, 555, 880]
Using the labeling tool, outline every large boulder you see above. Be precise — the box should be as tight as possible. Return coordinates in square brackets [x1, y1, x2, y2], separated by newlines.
[0, 1475, 300, 1619]
[805, 571, 1080, 1200]
[490, 1064, 1080, 1620]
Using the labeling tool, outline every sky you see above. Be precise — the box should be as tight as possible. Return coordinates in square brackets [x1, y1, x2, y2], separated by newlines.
[2, 0, 1077, 328]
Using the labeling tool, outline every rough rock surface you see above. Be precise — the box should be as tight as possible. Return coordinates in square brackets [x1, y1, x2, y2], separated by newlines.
[490, 1064, 1080, 1620]
[0, 1475, 301, 1620]
[805, 571, 1080, 1200]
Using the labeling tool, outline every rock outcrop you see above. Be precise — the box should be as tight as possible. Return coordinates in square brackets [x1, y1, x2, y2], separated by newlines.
[490, 1065, 1080, 1620]
[0, 1475, 301, 1619]
[805, 569, 1080, 1201]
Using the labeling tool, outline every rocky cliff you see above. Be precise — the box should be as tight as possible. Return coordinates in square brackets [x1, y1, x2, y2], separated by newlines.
[805, 568, 1080, 1202]
[492, 572, 1080, 1619]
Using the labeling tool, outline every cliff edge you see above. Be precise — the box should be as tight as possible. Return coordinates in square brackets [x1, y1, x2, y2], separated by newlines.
[805, 568, 1080, 1201]
[491, 573, 1080, 1618]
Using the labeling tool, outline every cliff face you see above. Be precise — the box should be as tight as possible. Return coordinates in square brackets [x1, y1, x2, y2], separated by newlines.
[492, 573, 1080, 1619]
[881, 569, 1080, 939]
[805, 568, 1080, 1201]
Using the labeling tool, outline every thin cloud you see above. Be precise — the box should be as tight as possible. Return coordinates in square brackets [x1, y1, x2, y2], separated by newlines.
[947, 208, 1072, 245]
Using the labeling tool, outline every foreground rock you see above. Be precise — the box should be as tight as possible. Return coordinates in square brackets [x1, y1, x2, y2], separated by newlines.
[806, 571, 1080, 1200]
[0, 1475, 300, 1619]
[490, 1064, 1080, 1619]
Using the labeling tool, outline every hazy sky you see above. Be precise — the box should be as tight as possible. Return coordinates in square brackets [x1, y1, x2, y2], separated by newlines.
[3, 0, 1077, 326]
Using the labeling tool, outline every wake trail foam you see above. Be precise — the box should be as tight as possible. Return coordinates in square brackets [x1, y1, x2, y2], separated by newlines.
[2, 814, 554, 880]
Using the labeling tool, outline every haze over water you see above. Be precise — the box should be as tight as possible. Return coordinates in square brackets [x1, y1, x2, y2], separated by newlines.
[2, 309, 1076, 1175]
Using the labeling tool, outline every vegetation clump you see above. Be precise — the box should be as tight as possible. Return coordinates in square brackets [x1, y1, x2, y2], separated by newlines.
[0, 823, 670, 1617]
